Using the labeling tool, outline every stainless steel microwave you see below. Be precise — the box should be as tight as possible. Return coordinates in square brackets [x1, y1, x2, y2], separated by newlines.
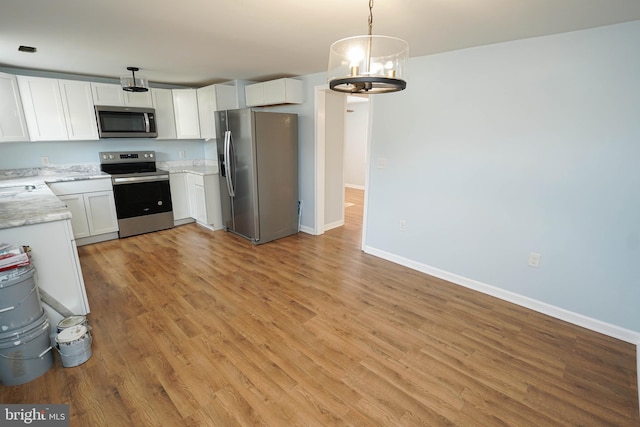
[95, 105, 157, 138]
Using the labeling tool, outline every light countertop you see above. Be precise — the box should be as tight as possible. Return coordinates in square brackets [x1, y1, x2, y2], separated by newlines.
[0, 161, 219, 230]
[0, 165, 110, 230]
[157, 160, 219, 176]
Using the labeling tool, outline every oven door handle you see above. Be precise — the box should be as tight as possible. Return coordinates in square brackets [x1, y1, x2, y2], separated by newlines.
[224, 130, 235, 197]
[112, 174, 170, 184]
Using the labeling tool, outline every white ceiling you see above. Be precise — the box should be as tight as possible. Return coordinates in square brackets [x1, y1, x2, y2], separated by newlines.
[2, 0, 640, 87]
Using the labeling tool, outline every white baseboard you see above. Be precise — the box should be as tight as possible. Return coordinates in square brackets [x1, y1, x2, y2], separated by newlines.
[76, 232, 119, 247]
[364, 245, 640, 345]
[299, 225, 317, 235]
[174, 218, 195, 226]
[324, 219, 345, 232]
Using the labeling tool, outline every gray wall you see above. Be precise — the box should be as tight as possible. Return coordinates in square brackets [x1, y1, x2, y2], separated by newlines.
[364, 21, 640, 333]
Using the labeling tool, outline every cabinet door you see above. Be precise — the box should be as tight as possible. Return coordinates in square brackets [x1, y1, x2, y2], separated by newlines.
[58, 80, 99, 140]
[186, 173, 200, 219]
[17, 76, 68, 141]
[151, 88, 177, 139]
[84, 191, 119, 235]
[245, 83, 264, 107]
[58, 194, 91, 239]
[264, 79, 286, 105]
[169, 172, 190, 220]
[197, 84, 239, 139]
[91, 83, 125, 106]
[196, 85, 219, 139]
[193, 184, 207, 224]
[0, 72, 29, 142]
[216, 84, 239, 111]
[172, 89, 201, 139]
[124, 90, 153, 108]
[203, 174, 223, 228]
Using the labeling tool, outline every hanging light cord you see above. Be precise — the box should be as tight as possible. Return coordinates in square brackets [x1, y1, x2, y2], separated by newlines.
[368, 0, 374, 36]
[364, 0, 374, 74]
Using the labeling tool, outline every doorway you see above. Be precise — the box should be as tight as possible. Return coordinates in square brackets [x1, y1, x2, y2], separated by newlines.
[313, 85, 371, 248]
[344, 96, 369, 231]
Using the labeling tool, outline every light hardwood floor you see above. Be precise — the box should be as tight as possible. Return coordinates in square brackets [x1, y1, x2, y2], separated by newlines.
[2, 187, 638, 425]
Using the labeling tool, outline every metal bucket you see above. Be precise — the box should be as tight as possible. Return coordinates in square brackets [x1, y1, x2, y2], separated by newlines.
[55, 325, 92, 368]
[0, 267, 42, 332]
[0, 311, 53, 386]
[57, 315, 89, 334]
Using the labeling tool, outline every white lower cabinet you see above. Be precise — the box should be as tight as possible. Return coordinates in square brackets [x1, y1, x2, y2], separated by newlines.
[48, 179, 119, 245]
[0, 219, 90, 316]
[58, 194, 91, 238]
[170, 171, 222, 229]
[169, 172, 191, 222]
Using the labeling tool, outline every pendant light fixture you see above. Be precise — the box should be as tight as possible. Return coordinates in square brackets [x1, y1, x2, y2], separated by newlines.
[328, 0, 408, 94]
[120, 66, 149, 92]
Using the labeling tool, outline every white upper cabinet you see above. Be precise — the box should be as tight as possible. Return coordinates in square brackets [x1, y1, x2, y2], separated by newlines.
[58, 80, 99, 140]
[172, 89, 200, 139]
[90, 82, 152, 107]
[245, 83, 264, 108]
[125, 90, 153, 108]
[17, 76, 69, 141]
[197, 83, 238, 139]
[151, 88, 177, 139]
[17, 76, 99, 142]
[91, 83, 125, 106]
[245, 78, 302, 107]
[0, 72, 29, 142]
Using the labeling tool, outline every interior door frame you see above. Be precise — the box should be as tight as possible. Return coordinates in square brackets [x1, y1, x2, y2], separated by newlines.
[313, 84, 371, 250]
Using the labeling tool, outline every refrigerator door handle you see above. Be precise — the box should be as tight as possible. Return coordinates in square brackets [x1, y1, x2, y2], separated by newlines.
[224, 130, 235, 197]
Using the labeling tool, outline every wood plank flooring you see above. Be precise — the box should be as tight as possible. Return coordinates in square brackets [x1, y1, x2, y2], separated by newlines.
[2, 187, 638, 425]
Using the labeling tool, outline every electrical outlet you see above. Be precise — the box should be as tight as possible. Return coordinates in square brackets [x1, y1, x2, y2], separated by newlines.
[528, 252, 541, 268]
[41, 156, 49, 166]
[179, 151, 185, 159]
[376, 158, 387, 169]
[399, 220, 406, 231]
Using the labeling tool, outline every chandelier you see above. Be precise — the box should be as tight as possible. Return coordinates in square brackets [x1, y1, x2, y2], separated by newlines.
[328, 0, 408, 94]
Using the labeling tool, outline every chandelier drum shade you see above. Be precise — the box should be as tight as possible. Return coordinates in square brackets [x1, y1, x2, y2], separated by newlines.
[328, 35, 408, 94]
[120, 67, 149, 92]
[328, 0, 408, 94]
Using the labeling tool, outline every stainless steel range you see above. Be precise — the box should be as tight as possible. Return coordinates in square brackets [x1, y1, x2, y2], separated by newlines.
[100, 151, 173, 238]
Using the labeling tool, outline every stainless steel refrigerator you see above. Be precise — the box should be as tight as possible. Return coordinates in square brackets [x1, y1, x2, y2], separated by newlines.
[215, 108, 298, 244]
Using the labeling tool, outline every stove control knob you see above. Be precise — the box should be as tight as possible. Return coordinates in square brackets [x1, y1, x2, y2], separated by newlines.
[149, 153, 154, 158]
[102, 154, 107, 160]
[109, 155, 115, 160]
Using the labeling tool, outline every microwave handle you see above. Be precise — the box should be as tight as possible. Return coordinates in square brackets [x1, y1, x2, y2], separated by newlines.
[143, 113, 151, 133]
